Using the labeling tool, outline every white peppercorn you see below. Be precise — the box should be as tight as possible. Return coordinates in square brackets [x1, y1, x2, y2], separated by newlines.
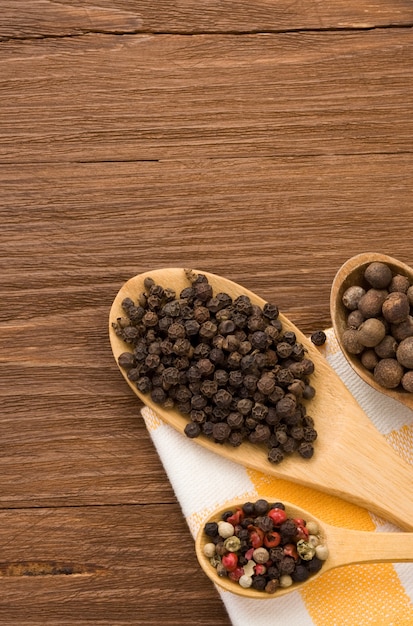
[315, 544, 329, 561]
[252, 547, 270, 564]
[306, 521, 320, 536]
[203, 543, 217, 558]
[217, 520, 235, 538]
[279, 574, 293, 588]
[239, 574, 253, 588]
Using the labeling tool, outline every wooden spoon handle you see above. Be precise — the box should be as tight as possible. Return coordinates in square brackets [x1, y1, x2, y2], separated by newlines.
[305, 404, 413, 531]
[325, 525, 413, 571]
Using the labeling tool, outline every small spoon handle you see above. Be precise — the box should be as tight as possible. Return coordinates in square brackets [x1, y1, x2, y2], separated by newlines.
[326, 525, 413, 571]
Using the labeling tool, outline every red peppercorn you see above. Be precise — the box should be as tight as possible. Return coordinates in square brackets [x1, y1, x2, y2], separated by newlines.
[268, 508, 288, 526]
[264, 531, 281, 548]
[222, 552, 238, 572]
[294, 524, 309, 541]
[283, 543, 298, 560]
[229, 566, 244, 581]
[254, 564, 267, 576]
[226, 507, 245, 526]
[248, 525, 264, 548]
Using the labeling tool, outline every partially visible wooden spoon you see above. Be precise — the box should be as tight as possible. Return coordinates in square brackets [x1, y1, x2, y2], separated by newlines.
[109, 268, 413, 530]
[330, 252, 413, 409]
[195, 498, 413, 600]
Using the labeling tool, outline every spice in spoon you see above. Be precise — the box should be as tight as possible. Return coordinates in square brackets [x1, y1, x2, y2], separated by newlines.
[202, 499, 328, 594]
[112, 270, 318, 464]
[341, 261, 413, 392]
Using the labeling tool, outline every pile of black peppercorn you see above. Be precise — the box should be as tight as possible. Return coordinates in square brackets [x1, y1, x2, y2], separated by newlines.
[113, 270, 318, 464]
[340, 261, 413, 393]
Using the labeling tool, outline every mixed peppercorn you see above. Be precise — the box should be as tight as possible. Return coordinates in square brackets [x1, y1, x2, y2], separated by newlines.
[202, 499, 327, 594]
[113, 270, 318, 464]
[341, 261, 413, 392]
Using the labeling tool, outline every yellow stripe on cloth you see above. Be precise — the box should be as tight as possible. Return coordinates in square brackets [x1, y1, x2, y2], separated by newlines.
[142, 408, 163, 431]
[247, 469, 375, 530]
[248, 469, 413, 625]
[302, 564, 413, 626]
[385, 424, 413, 467]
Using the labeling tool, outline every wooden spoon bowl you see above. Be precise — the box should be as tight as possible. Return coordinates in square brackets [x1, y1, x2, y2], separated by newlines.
[330, 252, 413, 409]
[195, 498, 413, 600]
[109, 268, 413, 529]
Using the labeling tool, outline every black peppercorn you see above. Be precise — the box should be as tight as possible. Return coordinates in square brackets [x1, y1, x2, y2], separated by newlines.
[263, 302, 279, 320]
[268, 447, 284, 464]
[116, 270, 318, 464]
[212, 422, 231, 442]
[184, 422, 201, 438]
[118, 352, 136, 369]
[291, 565, 310, 582]
[297, 441, 314, 459]
[151, 386, 166, 404]
[310, 330, 327, 346]
[228, 431, 243, 447]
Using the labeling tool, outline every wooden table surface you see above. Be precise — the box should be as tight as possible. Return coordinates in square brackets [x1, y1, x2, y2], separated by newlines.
[1, 2, 412, 624]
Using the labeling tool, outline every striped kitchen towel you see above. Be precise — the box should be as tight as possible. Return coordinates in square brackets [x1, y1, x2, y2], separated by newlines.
[141, 328, 413, 626]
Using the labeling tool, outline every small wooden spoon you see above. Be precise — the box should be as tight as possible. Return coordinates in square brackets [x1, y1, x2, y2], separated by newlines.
[330, 252, 413, 409]
[195, 498, 413, 600]
[109, 268, 413, 530]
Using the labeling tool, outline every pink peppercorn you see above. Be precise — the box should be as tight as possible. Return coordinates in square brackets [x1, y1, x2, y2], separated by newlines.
[229, 566, 244, 582]
[283, 543, 298, 560]
[245, 547, 254, 561]
[222, 552, 238, 572]
[295, 524, 309, 541]
[248, 525, 264, 548]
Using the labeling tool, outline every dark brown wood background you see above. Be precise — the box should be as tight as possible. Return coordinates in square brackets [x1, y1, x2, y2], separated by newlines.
[1, 2, 412, 624]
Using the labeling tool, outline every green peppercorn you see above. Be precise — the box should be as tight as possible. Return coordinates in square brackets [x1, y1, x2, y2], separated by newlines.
[224, 536, 241, 552]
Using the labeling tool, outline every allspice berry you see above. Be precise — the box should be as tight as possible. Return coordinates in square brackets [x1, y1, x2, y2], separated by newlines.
[339, 259, 413, 394]
[358, 289, 388, 318]
[382, 292, 410, 324]
[357, 318, 386, 348]
[364, 262, 393, 289]
[391, 316, 413, 342]
[374, 358, 404, 389]
[360, 349, 379, 371]
[401, 371, 413, 393]
[374, 335, 397, 359]
[341, 328, 364, 354]
[396, 337, 413, 369]
[347, 309, 365, 329]
[342, 286, 366, 311]
[389, 274, 410, 294]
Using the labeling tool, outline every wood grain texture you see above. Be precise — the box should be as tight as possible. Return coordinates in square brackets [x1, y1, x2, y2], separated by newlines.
[1, 0, 413, 38]
[0, 30, 412, 163]
[0, 505, 228, 624]
[1, 0, 412, 623]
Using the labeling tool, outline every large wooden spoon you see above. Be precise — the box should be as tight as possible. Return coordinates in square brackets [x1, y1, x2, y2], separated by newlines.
[330, 252, 413, 409]
[195, 498, 413, 600]
[109, 268, 413, 530]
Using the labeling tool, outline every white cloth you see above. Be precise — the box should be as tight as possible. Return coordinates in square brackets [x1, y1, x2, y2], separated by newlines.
[141, 328, 413, 625]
